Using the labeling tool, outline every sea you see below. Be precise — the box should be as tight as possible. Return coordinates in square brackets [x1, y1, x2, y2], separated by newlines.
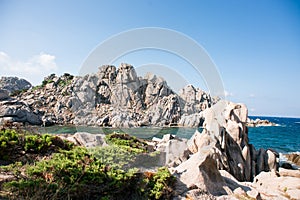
[35, 116, 300, 155]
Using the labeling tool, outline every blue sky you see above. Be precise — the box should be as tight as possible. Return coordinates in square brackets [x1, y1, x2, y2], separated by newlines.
[0, 0, 300, 117]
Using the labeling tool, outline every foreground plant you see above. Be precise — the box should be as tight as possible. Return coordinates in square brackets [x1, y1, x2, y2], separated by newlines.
[0, 130, 175, 200]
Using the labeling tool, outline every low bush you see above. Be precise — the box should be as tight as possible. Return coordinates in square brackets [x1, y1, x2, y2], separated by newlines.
[1, 130, 175, 199]
[105, 132, 149, 154]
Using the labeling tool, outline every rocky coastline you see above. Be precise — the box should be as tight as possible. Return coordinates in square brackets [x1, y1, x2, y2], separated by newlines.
[0, 63, 215, 128]
[1, 64, 299, 199]
[58, 100, 300, 199]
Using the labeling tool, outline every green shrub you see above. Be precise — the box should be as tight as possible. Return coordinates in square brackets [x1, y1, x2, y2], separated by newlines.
[141, 167, 175, 199]
[90, 145, 135, 169]
[0, 129, 19, 148]
[0, 129, 73, 162]
[3, 147, 139, 199]
[24, 134, 53, 152]
[105, 132, 148, 154]
[1, 130, 175, 200]
[0, 129, 19, 159]
[42, 79, 54, 87]
[57, 79, 72, 88]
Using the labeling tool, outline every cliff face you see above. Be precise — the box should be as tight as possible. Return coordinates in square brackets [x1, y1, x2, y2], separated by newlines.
[0, 63, 214, 127]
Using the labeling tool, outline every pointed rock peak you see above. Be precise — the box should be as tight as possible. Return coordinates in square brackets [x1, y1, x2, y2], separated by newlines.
[144, 72, 166, 85]
[144, 72, 156, 82]
[116, 63, 138, 84]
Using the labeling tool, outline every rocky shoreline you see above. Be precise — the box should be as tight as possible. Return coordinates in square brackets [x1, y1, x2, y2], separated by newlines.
[1, 64, 299, 199]
[63, 100, 299, 199]
[2, 99, 298, 199]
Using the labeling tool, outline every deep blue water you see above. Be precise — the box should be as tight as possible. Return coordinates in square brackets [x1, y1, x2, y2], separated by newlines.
[34, 116, 300, 154]
[247, 116, 300, 154]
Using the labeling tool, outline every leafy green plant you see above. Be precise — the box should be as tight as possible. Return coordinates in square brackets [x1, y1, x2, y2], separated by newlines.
[142, 167, 175, 199]
[0, 129, 19, 148]
[0, 129, 19, 160]
[24, 134, 53, 152]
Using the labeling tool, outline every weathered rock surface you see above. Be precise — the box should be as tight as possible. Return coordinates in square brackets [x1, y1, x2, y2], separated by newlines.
[0, 64, 213, 127]
[252, 170, 300, 200]
[153, 134, 190, 167]
[174, 150, 232, 197]
[0, 77, 31, 95]
[0, 99, 42, 125]
[171, 100, 285, 199]
[0, 89, 9, 100]
[60, 132, 108, 148]
[186, 100, 279, 182]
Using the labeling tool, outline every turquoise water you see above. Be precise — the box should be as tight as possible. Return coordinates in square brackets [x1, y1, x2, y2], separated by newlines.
[32, 116, 300, 154]
[34, 125, 202, 140]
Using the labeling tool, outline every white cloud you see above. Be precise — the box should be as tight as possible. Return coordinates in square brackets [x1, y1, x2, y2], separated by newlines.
[0, 51, 58, 85]
[249, 94, 255, 98]
[224, 90, 233, 97]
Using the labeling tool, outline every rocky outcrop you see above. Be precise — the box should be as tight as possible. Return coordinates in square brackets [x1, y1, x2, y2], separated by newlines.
[0, 99, 42, 125]
[185, 100, 278, 182]
[152, 134, 190, 167]
[171, 100, 282, 199]
[0, 63, 212, 127]
[0, 77, 31, 95]
[252, 170, 300, 200]
[58, 132, 108, 148]
[246, 117, 277, 127]
[173, 150, 232, 198]
[0, 73, 75, 126]
[179, 85, 211, 114]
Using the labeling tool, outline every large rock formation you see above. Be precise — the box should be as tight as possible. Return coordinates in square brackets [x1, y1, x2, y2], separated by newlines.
[0, 77, 31, 95]
[0, 99, 42, 125]
[171, 100, 283, 199]
[184, 100, 278, 182]
[0, 64, 212, 127]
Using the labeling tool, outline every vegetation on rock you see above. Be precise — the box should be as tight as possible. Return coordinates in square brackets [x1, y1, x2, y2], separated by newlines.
[105, 132, 149, 154]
